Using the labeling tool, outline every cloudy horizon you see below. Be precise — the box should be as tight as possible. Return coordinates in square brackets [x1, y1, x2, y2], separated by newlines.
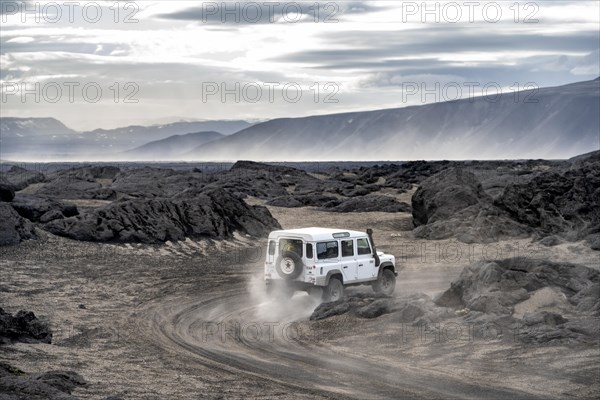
[1, 0, 599, 131]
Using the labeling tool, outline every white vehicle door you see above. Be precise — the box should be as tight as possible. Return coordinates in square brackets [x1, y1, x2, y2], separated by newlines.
[317, 240, 356, 282]
[356, 237, 377, 280]
[340, 239, 358, 282]
[316, 240, 345, 280]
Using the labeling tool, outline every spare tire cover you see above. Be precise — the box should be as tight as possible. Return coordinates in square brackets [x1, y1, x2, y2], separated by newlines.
[275, 251, 303, 280]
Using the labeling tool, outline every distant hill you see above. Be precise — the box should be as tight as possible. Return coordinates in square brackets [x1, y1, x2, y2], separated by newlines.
[2, 79, 598, 161]
[84, 120, 252, 146]
[121, 131, 224, 160]
[0, 117, 76, 138]
[0, 119, 253, 159]
[1, 117, 82, 156]
[185, 79, 600, 161]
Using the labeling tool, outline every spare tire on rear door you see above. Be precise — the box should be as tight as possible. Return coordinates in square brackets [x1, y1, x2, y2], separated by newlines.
[275, 251, 303, 280]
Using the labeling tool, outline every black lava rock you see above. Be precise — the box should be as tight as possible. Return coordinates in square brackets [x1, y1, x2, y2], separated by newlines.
[0, 203, 36, 246]
[0, 362, 86, 400]
[412, 168, 530, 242]
[0, 176, 16, 202]
[3, 166, 45, 191]
[322, 195, 411, 213]
[45, 188, 280, 243]
[0, 308, 52, 344]
[11, 194, 78, 223]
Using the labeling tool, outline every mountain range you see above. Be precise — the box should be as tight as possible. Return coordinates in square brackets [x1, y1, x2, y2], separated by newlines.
[1, 78, 598, 161]
[122, 131, 224, 160]
[183, 78, 600, 161]
[0, 120, 252, 160]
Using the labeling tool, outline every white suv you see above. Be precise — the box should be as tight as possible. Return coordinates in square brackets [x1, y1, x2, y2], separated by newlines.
[264, 227, 397, 302]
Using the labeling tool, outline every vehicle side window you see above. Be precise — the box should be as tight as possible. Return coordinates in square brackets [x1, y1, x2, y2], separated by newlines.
[306, 243, 313, 259]
[268, 240, 275, 256]
[317, 241, 339, 260]
[341, 240, 354, 257]
[357, 238, 371, 255]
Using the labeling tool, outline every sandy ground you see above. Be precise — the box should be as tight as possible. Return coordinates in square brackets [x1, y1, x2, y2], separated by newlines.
[1, 203, 599, 399]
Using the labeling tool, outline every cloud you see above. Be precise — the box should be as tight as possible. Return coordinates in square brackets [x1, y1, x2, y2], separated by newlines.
[157, 1, 387, 24]
[1, 40, 125, 56]
[6, 36, 34, 43]
[0, 0, 26, 15]
[271, 28, 599, 67]
[570, 50, 600, 75]
[1, 0, 598, 130]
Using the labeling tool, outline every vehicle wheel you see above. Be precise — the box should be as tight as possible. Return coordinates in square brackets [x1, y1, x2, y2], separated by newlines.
[275, 251, 303, 280]
[322, 278, 344, 302]
[373, 269, 396, 296]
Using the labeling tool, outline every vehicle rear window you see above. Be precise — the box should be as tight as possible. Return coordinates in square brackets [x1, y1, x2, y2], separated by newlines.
[317, 241, 339, 259]
[357, 238, 371, 255]
[306, 243, 313, 259]
[280, 239, 303, 256]
[341, 240, 354, 257]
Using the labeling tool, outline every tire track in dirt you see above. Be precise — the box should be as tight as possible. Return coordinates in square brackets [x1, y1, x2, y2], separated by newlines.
[135, 282, 544, 400]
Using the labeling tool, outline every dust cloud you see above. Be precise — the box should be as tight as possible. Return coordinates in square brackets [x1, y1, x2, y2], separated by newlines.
[247, 275, 321, 323]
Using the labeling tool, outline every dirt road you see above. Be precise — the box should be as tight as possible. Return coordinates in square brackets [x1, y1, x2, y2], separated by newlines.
[135, 277, 550, 400]
[1, 207, 598, 399]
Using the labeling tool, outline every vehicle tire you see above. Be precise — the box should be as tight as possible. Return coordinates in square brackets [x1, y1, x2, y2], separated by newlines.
[322, 277, 344, 302]
[373, 269, 396, 296]
[275, 251, 303, 280]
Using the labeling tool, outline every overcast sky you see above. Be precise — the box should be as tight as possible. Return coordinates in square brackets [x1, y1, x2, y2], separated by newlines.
[1, 0, 599, 130]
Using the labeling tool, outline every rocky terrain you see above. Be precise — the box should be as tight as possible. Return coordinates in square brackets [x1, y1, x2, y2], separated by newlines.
[434, 257, 599, 344]
[312, 257, 599, 345]
[2, 152, 597, 247]
[0, 308, 88, 399]
[495, 151, 600, 243]
[412, 152, 600, 245]
[0, 203, 36, 246]
[1, 152, 599, 399]
[0, 308, 52, 345]
[411, 167, 532, 243]
[1, 363, 87, 400]
[45, 188, 279, 243]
